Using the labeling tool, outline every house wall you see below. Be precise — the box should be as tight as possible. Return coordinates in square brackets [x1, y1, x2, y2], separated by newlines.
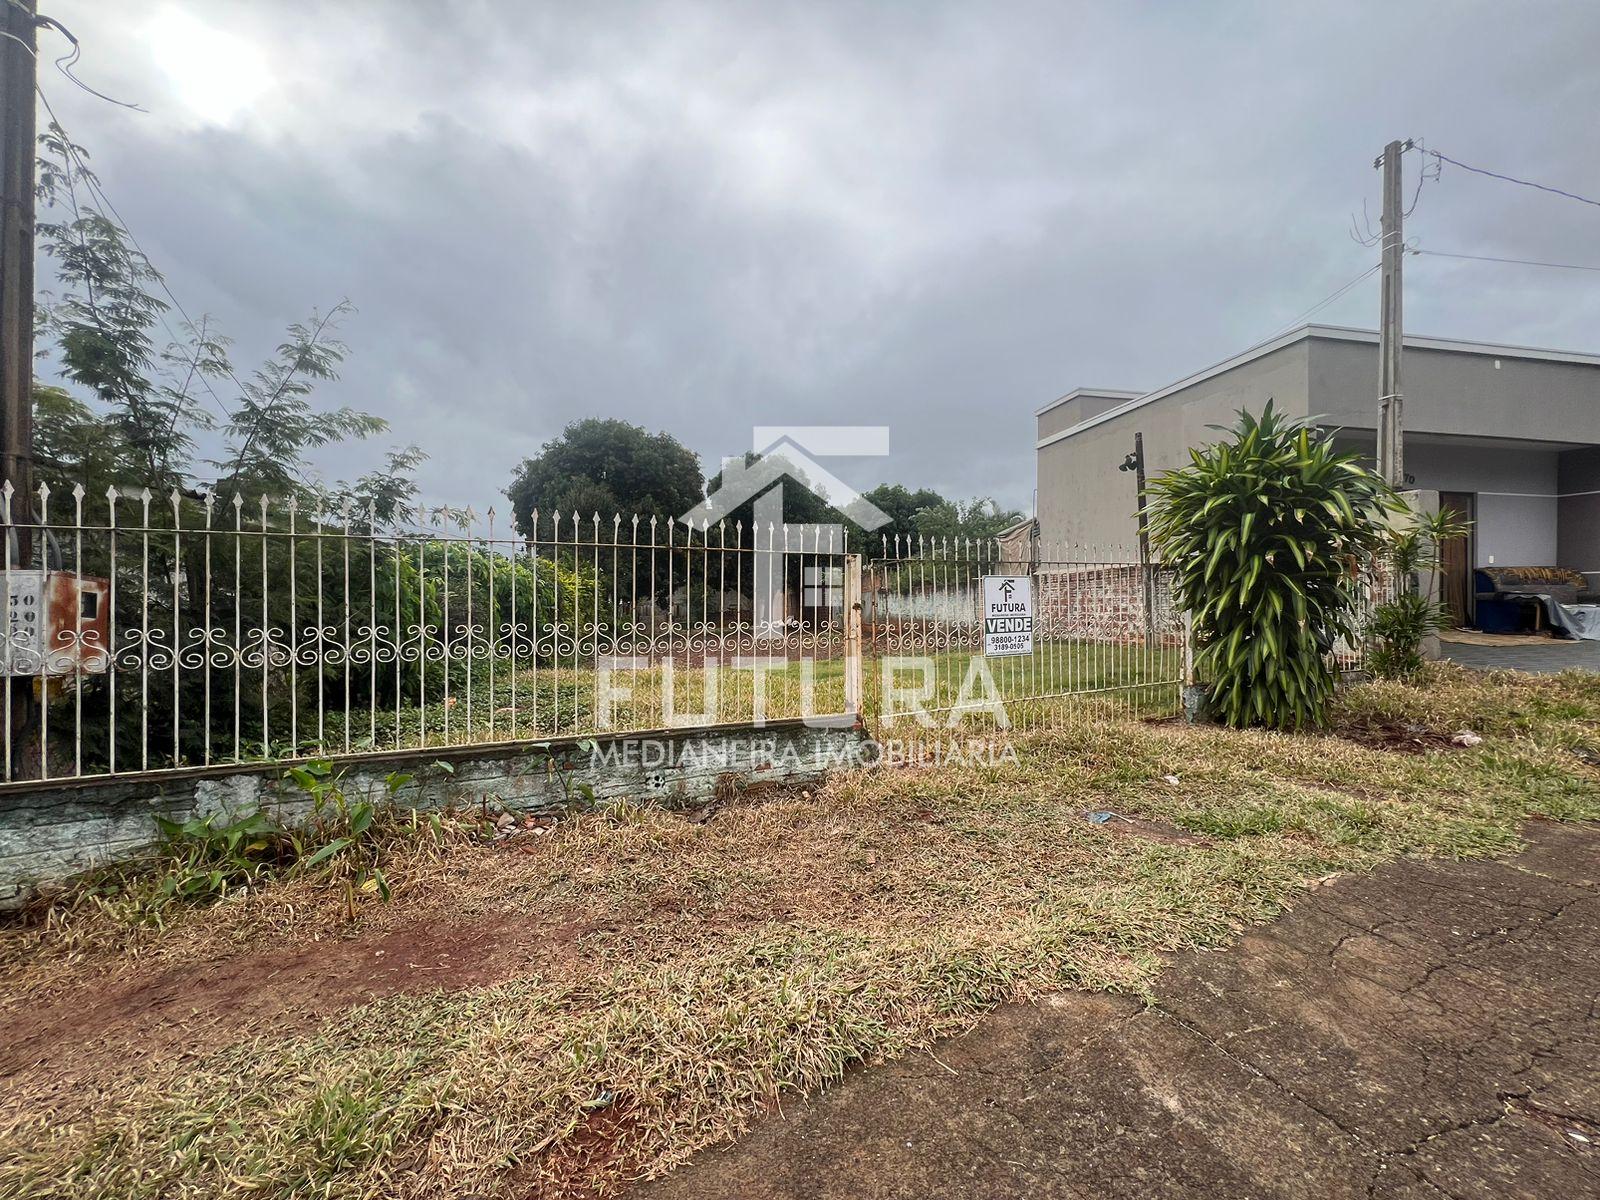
[1409, 442, 1560, 568]
[1035, 342, 1311, 548]
[1558, 446, 1600, 588]
[1037, 403, 1081, 441]
[1038, 331, 1600, 558]
[1330, 433, 1560, 568]
[1037, 392, 1137, 440]
[1308, 337, 1600, 443]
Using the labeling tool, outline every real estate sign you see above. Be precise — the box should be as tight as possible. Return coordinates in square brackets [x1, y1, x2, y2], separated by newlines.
[981, 575, 1033, 657]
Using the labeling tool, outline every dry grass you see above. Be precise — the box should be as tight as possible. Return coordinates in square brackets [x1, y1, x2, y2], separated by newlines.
[0, 664, 1597, 1198]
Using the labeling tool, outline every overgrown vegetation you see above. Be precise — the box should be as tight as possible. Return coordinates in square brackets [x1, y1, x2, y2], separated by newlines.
[1, 666, 1595, 1199]
[1146, 402, 1394, 729]
[45, 760, 457, 929]
[1365, 507, 1471, 680]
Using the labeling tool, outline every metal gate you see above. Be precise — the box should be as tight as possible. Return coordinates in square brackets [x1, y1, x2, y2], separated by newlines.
[859, 537, 1185, 735]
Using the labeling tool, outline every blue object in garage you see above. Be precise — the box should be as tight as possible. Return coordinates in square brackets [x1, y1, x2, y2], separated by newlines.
[1475, 598, 1528, 634]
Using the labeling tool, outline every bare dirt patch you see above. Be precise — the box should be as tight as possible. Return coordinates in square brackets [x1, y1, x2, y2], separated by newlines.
[1329, 716, 1462, 754]
[0, 910, 583, 1091]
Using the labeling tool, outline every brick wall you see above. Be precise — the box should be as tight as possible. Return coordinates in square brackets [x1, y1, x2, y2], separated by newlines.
[1035, 565, 1185, 647]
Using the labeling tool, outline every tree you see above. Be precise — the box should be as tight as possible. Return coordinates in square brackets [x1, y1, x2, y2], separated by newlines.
[857, 483, 944, 549]
[1146, 402, 1393, 730]
[911, 496, 1025, 544]
[506, 417, 704, 535]
[32, 123, 420, 513]
[24, 122, 432, 774]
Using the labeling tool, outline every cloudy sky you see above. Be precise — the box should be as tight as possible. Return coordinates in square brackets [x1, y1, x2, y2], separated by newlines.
[39, 0, 1600, 515]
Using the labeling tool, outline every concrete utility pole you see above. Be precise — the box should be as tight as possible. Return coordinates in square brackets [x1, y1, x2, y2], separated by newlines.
[1376, 138, 1410, 488]
[0, 0, 37, 771]
[0, 0, 34, 494]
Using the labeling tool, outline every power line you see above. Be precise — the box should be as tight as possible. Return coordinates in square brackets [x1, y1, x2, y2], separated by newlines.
[3, 2, 144, 108]
[1402, 140, 1437, 218]
[1411, 248, 1600, 273]
[1425, 149, 1600, 210]
[1260, 261, 1381, 343]
[34, 84, 241, 426]
[37, 14, 145, 111]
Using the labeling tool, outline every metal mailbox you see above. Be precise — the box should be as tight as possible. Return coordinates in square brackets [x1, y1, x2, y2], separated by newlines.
[1, 570, 111, 677]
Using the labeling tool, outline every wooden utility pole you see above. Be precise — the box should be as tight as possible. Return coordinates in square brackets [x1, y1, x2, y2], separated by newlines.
[1376, 138, 1409, 488]
[1131, 432, 1154, 641]
[0, 0, 37, 774]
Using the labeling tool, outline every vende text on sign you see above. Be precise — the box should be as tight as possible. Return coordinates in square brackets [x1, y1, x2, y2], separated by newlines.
[981, 575, 1034, 657]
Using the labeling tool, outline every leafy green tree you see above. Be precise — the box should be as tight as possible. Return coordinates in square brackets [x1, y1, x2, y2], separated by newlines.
[25, 123, 442, 773]
[701, 450, 853, 540]
[1146, 402, 1393, 730]
[211, 303, 387, 499]
[33, 123, 418, 512]
[856, 483, 943, 550]
[911, 496, 1025, 544]
[506, 417, 704, 534]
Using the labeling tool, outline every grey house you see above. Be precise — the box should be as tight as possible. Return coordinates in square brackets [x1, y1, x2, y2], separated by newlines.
[1035, 324, 1600, 622]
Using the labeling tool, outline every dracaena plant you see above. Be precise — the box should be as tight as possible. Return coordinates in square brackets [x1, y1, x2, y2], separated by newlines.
[1365, 508, 1472, 680]
[1146, 402, 1394, 730]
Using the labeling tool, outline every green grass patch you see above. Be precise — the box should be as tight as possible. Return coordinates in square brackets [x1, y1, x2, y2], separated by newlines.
[1, 663, 1597, 1198]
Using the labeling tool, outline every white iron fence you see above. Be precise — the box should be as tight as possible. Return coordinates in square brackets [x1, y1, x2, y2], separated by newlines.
[0, 482, 858, 784]
[864, 536, 1186, 733]
[7, 480, 1394, 786]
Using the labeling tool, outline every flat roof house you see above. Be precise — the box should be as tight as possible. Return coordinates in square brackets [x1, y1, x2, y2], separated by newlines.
[1035, 324, 1600, 623]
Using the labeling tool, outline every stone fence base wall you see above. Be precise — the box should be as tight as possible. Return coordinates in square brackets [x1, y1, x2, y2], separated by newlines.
[0, 719, 863, 910]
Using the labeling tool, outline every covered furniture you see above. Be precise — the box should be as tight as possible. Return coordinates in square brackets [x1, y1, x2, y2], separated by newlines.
[1474, 567, 1600, 639]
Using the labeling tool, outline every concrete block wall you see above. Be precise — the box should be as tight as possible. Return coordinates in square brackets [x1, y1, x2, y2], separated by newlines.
[0, 719, 864, 909]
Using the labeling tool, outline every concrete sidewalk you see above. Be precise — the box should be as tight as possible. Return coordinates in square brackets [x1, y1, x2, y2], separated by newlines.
[636, 822, 1600, 1199]
[1441, 638, 1600, 674]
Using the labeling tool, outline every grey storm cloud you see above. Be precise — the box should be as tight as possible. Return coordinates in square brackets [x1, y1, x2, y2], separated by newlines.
[37, 0, 1600, 514]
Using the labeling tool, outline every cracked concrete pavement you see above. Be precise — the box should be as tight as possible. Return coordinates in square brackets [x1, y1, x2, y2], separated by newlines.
[635, 820, 1600, 1199]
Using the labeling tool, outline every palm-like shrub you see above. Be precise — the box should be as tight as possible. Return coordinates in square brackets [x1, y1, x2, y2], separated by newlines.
[1146, 403, 1393, 730]
[1365, 508, 1471, 680]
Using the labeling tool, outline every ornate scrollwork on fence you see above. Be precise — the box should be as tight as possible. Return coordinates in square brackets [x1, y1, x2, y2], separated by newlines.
[0, 481, 1181, 784]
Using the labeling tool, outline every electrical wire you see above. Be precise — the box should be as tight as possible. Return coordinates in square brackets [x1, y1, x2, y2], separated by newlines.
[1402, 140, 1437, 218]
[1258, 261, 1382, 344]
[34, 85, 241, 427]
[1411, 248, 1600, 273]
[1426, 149, 1600, 210]
[41, 19, 145, 111]
[4, 2, 144, 109]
